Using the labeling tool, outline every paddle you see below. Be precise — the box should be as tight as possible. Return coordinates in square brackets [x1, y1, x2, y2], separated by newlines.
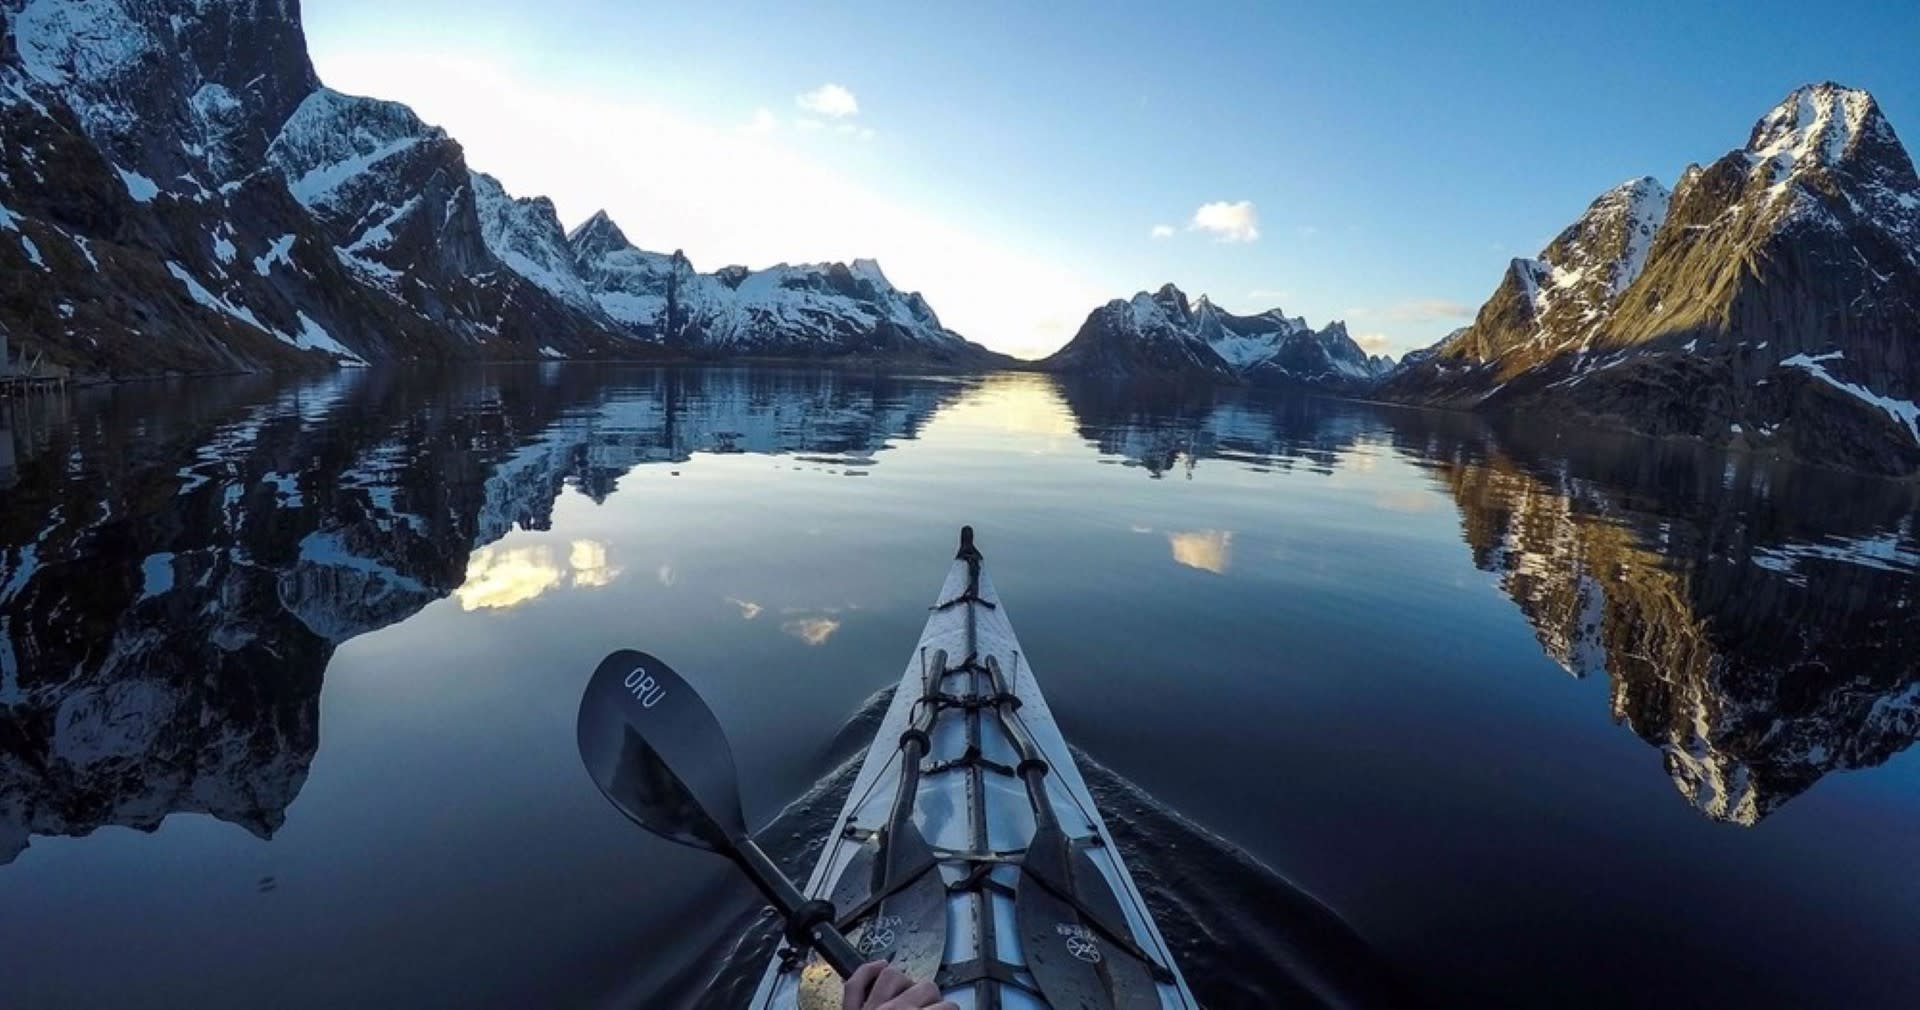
[576, 648, 863, 979]
[804, 651, 950, 1009]
[987, 656, 1161, 1010]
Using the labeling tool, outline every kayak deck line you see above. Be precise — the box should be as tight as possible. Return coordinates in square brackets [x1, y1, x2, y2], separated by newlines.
[754, 528, 1198, 1010]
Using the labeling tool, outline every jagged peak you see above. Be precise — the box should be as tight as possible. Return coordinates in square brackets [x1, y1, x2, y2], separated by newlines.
[849, 257, 895, 292]
[1748, 82, 1890, 171]
[566, 209, 631, 253]
[1148, 282, 1191, 317]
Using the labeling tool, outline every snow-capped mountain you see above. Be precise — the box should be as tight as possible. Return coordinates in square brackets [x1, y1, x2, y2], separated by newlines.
[0, 0, 990, 377]
[1042, 282, 1392, 390]
[1385, 83, 1920, 477]
[565, 210, 1004, 362]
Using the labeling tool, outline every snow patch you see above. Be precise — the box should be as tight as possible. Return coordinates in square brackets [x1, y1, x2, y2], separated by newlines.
[166, 261, 268, 333]
[283, 312, 366, 364]
[1781, 352, 1920, 442]
[254, 234, 296, 276]
[117, 167, 159, 202]
[139, 553, 175, 599]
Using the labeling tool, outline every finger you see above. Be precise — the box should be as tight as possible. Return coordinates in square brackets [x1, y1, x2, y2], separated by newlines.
[869, 966, 913, 1005]
[877, 980, 942, 1009]
[842, 960, 885, 1010]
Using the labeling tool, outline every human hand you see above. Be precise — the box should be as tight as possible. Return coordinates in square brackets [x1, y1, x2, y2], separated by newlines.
[841, 960, 958, 1010]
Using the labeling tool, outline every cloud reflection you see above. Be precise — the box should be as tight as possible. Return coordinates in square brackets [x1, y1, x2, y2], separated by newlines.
[1167, 529, 1234, 574]
[455, 540, 622, 611]
[781, 617, 842, 646]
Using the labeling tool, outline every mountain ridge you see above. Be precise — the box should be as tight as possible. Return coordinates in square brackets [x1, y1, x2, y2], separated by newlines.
[1381, 81, 1920, 477]
[1040, 281, 1393, 392]
[0, 0, 1002, 377]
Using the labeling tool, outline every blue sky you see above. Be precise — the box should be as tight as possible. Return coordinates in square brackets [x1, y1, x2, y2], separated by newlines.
[304, 0, 1920, 358]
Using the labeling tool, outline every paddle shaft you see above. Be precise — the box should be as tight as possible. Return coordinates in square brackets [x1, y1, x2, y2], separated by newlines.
[984, 656, 1060, 833]
[732, 838, 864, 977]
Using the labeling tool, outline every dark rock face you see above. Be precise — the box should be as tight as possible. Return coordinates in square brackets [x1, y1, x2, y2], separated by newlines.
[1042, 283, 1390, 391]
[0, 0, 984, 378]
[1384, 83, 1920, 477]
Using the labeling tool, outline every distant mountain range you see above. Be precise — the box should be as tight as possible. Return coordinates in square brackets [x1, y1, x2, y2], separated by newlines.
[1039, 283, 1393, 391]
[0, 0, 1003, 375]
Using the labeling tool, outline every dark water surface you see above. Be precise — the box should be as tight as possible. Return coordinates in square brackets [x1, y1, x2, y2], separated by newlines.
[1, 365, 1916, 1008]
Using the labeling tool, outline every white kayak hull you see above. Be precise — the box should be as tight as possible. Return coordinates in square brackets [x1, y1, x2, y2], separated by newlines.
[751, 532, 1197, 1009]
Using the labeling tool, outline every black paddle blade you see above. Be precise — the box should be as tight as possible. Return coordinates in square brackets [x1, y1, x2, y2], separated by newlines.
[1017, 822, 1160, 1010]
[800, 824, 949, 1010]
[576, 649, 746, 852]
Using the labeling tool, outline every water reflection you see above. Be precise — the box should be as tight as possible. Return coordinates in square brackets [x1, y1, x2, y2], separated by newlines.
[0, 367, 965, 864]
[1166, 529, 1235, 574]
[2, 365, 1917, 875]
[1410, 420, 1920, 825]
[1041, 377, 1920, 825]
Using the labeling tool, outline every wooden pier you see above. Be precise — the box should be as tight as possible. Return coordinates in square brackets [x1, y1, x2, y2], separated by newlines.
[0, 331, 69, 396]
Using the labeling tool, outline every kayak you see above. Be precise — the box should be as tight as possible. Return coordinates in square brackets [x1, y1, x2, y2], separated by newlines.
[751, 527, 1198, 1010]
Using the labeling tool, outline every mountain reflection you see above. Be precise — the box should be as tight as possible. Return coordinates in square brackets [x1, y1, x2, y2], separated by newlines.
[1407, 419, 1920, 825]
[1053, 379, 1920, 826]
[1054, 377, 1372, 478]
[0, 367, 962, 864]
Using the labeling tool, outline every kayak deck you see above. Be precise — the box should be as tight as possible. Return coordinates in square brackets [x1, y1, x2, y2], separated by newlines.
[752, 530, 1196, 1009]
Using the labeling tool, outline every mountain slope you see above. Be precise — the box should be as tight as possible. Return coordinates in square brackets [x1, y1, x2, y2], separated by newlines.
[0, 0, 988, 377]
[1042, 283, 1392, 390]
[1384, 83, 1920, 476]
[565, 209, 1009, 364]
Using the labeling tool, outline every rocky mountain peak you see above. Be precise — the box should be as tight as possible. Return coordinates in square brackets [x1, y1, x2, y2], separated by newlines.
[565, 208, 632, 260]
[1748, 82, 1889, 172]
[1151, 281, 1191, 314]
[1384, 81, 1920, 477]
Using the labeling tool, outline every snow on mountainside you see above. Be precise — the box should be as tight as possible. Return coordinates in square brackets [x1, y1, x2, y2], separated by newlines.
[1042, 282, 1391, 390]
[0, 0, 988, 377]
[1383, 82, 1920, 477]
[469, 170, 599, 312]
[563, 207, 1005, 362]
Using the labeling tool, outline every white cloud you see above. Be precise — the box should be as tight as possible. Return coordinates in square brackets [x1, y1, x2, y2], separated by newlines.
[1350, 299, 1474, 323]
[727, 596, 763, 620]
[656, 563, 676, 587]
[1189, 201, 1260, 243]
[1354, 332, 1396, 355]
[796, 83, 859, 119]
[1149, 224, 1175, 240]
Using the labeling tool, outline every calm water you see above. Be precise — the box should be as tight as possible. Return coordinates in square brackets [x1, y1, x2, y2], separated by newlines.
[1, 365, 1917, 1009]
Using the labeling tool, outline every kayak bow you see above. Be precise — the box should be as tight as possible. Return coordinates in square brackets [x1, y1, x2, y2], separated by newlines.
[755, 527, 1197, 1010]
